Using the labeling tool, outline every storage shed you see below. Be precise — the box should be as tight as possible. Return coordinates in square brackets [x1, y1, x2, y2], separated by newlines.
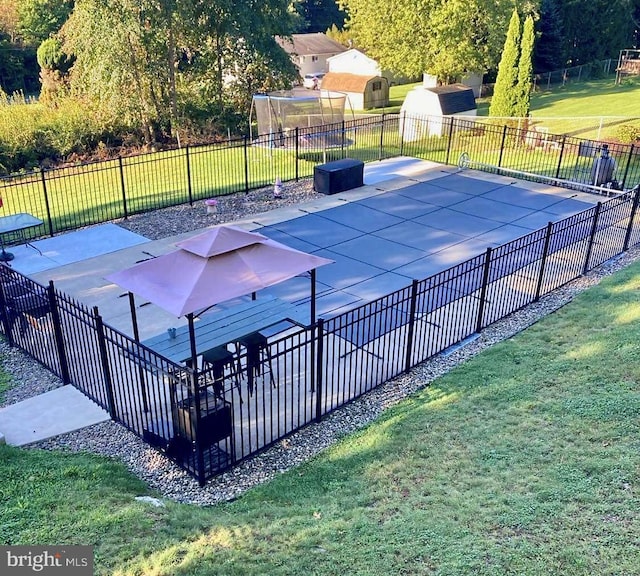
[400, 83, 477, 141]
[320, 72, 389, 111]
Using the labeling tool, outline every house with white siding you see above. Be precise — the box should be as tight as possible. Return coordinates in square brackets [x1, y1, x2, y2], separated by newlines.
[275, 33, 347, 79]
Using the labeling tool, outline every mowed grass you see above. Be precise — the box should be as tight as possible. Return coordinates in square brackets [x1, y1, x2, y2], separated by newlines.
[386, 76, 640, 139]
[2, 258, 640, 575]
[4, 75, 639, 231]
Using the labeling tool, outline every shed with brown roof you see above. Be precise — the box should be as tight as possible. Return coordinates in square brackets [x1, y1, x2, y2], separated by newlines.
[320, 72, 389, 110]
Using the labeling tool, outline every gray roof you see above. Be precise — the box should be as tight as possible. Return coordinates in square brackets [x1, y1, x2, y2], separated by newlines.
[275, 33, 347, 57]
[426, 84, 476, 114]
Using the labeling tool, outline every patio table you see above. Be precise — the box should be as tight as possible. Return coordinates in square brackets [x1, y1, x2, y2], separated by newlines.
[140, 295, 308, 365]
[0, 213, 44, 262]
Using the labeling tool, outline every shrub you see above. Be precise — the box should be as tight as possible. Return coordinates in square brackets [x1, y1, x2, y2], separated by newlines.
[0, 97, 135, 174]
[616, 124, 640, 144]
[37, 38, 71, 72]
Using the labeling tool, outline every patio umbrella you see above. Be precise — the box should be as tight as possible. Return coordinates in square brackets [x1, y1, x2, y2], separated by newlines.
[106, 225, 332, 368]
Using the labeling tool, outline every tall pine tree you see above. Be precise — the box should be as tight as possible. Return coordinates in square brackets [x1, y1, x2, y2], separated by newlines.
[489, 8, 521, 118]
[533, 0, 564, 73]
[514, 14, 535, 118]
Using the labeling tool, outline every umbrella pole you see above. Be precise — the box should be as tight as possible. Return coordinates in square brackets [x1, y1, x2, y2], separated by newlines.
[128, 292, 140, 342]
[128, 292, 149, 412]
[187, 313, 198, 372]
[310, 268, 316, 325]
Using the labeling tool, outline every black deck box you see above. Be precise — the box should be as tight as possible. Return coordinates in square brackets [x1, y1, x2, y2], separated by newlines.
[174, 394, 233, 449]
[314, 158, 364, 195]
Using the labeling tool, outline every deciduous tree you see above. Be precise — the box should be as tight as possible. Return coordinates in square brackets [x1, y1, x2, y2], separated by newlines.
[343, 0, 521, 82]
[61, 0, 298, 144]
[0, 0, 19, 42]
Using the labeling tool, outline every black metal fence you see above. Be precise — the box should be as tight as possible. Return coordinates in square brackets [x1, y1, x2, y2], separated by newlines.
[2, 183, 640, 484]
[1, 113, 638, 246]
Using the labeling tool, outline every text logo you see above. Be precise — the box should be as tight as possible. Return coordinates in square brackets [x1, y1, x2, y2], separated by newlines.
[1, 546, 93, 575]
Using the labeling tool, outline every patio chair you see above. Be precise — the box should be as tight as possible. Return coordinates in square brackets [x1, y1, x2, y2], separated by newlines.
[201, 345, 241, 401]
[1, 281, 50, 335]
[235, 331, 275, 395]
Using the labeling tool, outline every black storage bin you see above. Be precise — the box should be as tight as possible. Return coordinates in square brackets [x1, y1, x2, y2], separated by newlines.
[174, 395, 232, 449]
[314, 158, 364, 195]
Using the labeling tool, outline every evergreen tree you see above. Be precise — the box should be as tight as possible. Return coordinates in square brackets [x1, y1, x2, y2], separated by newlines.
[515, 14, 534, 117]
[294, 0, 346, 33]
[489, 8, 521, 118]
[533, 0, 564, 72]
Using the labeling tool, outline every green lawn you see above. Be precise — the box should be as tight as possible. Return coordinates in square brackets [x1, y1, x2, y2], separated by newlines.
[4, 75, 640, 233]
[382, 76, 640, 140]
[2, 258, 639, 575]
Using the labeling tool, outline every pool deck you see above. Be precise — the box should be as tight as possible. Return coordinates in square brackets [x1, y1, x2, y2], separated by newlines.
[0, 157, 601, 447]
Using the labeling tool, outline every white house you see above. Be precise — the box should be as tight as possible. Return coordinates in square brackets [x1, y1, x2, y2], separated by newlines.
[400, 83, 477, 140]
[275, 33, 347, 79]
[327, 49, 380, 76]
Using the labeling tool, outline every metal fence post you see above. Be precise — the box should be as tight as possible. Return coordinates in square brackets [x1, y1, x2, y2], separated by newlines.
[93, 306, 117, 419]
[40, 168, 54, 237]
[620, 144, 635, 190]
[475, 247, 492, 333]
[497, 125, 507, 168]
[295, 127, 300, 181]
[48, 281, 70, 384]
[378, 114, 385, 160]
[243, 136, 249, 193]
[400, 111, 406, 157]
[0, 281, 14, 347]
[185, 146, 194, 206]
[445, 117, 455, 165]
[554, 136, 567, 179]
[583, 202, 602, 274]
[314, 318, 324, 423]
[118, 157, 128, 219]
[534, 222, 553, 301]
[192, 370, 207, 487]
[404, 279, 419, 373]
[623, 186, 640, 251]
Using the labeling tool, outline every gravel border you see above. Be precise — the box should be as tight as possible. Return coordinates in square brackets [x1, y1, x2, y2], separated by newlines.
[116, 177, 321, 240]
[2, 178, 639, 505]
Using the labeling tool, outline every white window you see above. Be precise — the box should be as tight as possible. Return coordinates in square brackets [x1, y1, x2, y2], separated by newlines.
[311, 55, 318, 62]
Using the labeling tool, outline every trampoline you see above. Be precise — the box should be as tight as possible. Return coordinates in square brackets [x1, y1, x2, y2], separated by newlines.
[250, 89, 355, 151]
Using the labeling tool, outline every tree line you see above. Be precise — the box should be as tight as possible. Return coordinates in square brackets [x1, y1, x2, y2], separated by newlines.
[0, 0, 637, 168]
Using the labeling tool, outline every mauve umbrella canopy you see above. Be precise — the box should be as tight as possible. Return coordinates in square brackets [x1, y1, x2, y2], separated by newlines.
[176, 225, 268, 258]
[105, 225, 333, 317]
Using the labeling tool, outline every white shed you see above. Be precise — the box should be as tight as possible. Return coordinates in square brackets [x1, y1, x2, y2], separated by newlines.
[400, 83, 477, 141]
